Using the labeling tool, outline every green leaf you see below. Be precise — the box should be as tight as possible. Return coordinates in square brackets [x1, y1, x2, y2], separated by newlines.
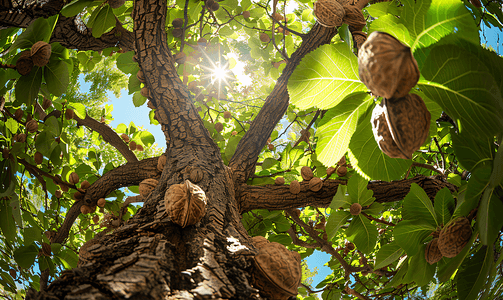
[477, 190, 503, 245]
[138, 131, 155, 146]
[61, 0, 95, 17]
[43, 116, 61, 137]
[403, 183, 438, 227]
[364, 202, 384, 216]
[132, 91, 147, 107]
[419, 45, 503, 138]
[434, 187, 455, 227]
[116, 52, 137, 74]
[375, 242, 404, 270]
[329, 185, 351, 210]
[347, 173, 375, 207]
[15, 66, 43, 106]
[35, 130, 57, 157]
[457, 245, 493, 300]
[451, 130, 494, 171]
[280, 144, 303, 170]
[366, 1, 401, 18]
[326, 211, 351, 240]
[316, 92, 373, 167]
[407, 245, 436, 286]
[393, 220, 435, 256]
[0, 199, 17, 243]
[455, 164, 491, 218]
[348, 112, 411, 181]
[24, 226, 42, 246]
[69, 102, 86, 119]
[10, 18, 51, 51]
[288, 43, 366, 110]
[261, 158, 279, 170]
[388, 257, 409, 287]
[5, 118, 19, 134]
[91, 5, 116, 38]
[13, 244, 39, 269]
[44, 58, 69, 96]
[345, 215, 378, 254]
[403, 0, 479, 51]
[369, 14, 412, 46]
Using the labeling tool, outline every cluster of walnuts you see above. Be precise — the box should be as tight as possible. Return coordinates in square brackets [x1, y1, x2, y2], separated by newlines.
[358, 32, 431, 160]
[425, 217, 472, 264]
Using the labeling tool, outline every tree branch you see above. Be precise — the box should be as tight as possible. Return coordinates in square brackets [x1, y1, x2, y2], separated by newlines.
[0, 0, 65, 29]
[74, 114, 138, 163]
[50, 16, 135, 51]
[238, 175, 457, 213]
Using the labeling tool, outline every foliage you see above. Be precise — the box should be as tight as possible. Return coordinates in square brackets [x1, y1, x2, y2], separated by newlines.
[0, 0, 502, 299]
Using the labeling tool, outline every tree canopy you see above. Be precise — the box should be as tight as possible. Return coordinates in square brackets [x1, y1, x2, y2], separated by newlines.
[0, 0, 502, 299]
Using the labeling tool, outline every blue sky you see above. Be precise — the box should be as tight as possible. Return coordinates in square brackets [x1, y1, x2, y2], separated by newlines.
[103, 24, 503, 288]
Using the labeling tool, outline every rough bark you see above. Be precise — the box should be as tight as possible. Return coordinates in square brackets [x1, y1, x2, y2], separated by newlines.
[0, 0, 65, 29]
[238, 175, 457, 213]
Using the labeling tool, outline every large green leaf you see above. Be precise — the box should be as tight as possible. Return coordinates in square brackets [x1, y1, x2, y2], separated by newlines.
[287, 43, 366, 110]
[10, 18, 51, 51]
[35, 130, 57, 157]
[345, 214, 378, 254]
[91, 5, 116, 38]
[403, 183, 438, 227]
[406, 245, 436, 286]
[368, 14, 412, 46]
[0, 199, 17, 243]
[402, 0, 479, 52]
[366, 1, 402, 18]
[457, 245, 493, 300]
[61, 0, 94, 17]
[419, 45, 503, 138]
[451, 130, 494, 172]
[348, 112, 411, 181]
[316, 92, 372, 167]
[347, 173, 374, 207]
[13, 244, 39, 269]
[455, 163, 491, 218]
[375, 242, 404, 270]
[434, 187, 455, 227]
[326, 210, 351, 240]
[393, 220, 435, 256]
[116, 52, 137, 74]
[15, 66, 43, 106]
[138, 131, 155, 146]
[328, 185, 351, 210]
[477, 191, 503, 245]
[44, 58, 70, 96]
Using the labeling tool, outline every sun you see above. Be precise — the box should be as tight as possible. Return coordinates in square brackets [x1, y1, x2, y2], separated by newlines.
[210, 63, 231, 85]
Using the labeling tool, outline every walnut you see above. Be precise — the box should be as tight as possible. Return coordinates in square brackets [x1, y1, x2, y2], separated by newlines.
[80, 180, 90, 189]
[371, 94, 431, 159]
[34, 152, 43, 165]
[425, 238, 442, 264]
[289, 180, 301, 194]
[97, 198, 106, 208]
[309, 177, 323, 192]
[139, 178, 158, 197]
[352, 31, 367, 50]
[350, 203, 362, 215]
[326, 167, 336, 177]
[140, 87, 150, 98]
[26, 119, 38, 133]
[42, 97, 52, 110]
[314, 0, 345, 28]
[358, 31, 419, 99]
[438, 217, 472, 258]
[31, 41, 51, 67]
[274, 177, 285, 185]
[337, 166, 347, 177]
[108, 0, 126, 8]
[16, 51, 33, 75]
[251, 236, 302, 300]
[301, 166, 314, 181]
[164, 180, 207, 228]
[69, 172, 79, 185]
[343, 5, 366, 31]
[41, 242, 52, 256]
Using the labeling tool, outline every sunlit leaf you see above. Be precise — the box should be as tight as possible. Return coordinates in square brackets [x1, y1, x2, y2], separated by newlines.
[347, 173, 374, 207]
[91, 5, 116, 38]
[346, 214, 378, 254]
[393, 220, 435, 256]
[288, 43, 366, 110]
[316, 92, 373, 167]
[375, 242, 404, 270]
[403, 183, 438, 227]
[326, 210, 351, 240]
